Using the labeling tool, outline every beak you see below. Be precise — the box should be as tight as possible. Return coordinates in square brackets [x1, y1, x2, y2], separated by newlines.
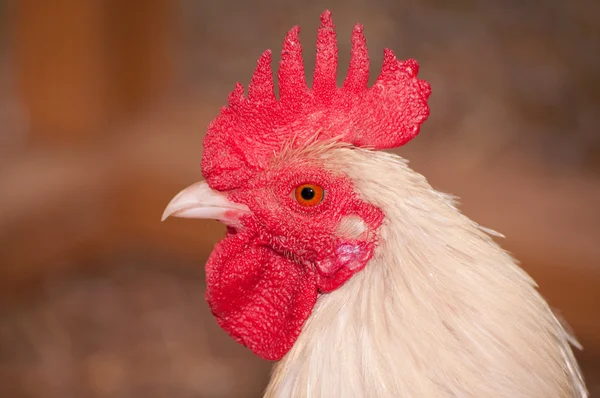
[161, 181, 251, 226]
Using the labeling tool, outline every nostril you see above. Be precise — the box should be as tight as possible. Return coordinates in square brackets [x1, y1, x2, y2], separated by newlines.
[227, 226, 238, 236]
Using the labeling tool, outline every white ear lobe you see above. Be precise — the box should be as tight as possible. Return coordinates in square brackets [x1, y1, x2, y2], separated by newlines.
[336, 215, 367, 239]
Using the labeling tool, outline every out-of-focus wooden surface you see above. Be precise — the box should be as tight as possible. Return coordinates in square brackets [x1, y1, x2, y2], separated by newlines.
[0, 0, 599, 396]
[10, 0, 174, 145]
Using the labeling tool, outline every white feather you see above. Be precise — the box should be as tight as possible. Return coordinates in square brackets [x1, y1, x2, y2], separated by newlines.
[264, 147, 587, 398]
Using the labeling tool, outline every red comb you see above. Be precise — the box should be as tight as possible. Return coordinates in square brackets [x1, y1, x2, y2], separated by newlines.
[202, 10, 431, 191]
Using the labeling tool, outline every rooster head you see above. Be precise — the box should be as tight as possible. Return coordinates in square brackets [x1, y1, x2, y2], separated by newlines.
[162, 10, 431, 360]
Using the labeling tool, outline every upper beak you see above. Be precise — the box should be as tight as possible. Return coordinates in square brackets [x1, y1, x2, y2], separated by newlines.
[161, 181, 251, 226]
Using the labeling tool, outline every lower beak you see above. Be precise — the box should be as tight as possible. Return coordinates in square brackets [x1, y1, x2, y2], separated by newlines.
[161, 181, 251, 226]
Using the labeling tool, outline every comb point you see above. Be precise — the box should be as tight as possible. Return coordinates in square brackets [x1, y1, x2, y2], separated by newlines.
[342, 23, 369, 93]
[228, 83, 246, 109]
[279, 25, 307, 102]
[313, 9, 338, 98]
[320, 9, 333, 26]
[248, 49, 276, 104]
[401, 58, 419, 77]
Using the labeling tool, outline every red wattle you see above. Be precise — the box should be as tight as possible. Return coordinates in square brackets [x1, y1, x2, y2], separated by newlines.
[205, 231, 318, 361]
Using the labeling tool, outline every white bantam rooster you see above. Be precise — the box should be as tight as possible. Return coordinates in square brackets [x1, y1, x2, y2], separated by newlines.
[162, 10, 588, 398]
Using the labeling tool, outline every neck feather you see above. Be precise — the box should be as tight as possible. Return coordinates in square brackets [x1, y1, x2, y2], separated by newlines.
[264, 148, 586, 398]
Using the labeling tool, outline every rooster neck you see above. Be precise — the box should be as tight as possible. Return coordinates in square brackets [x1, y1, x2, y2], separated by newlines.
[264, 148, 586, 398]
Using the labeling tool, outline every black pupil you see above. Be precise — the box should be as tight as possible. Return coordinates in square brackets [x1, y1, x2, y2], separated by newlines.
[300, 187, 315, 201]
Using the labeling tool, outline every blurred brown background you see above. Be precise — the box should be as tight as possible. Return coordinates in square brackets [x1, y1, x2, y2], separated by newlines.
[0, 0, 599, 397]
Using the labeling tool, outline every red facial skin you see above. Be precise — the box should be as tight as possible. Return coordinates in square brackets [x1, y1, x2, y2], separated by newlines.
[204, 162, 384, 360]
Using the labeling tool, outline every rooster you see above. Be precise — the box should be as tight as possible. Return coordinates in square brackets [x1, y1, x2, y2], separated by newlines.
[162, 10, 588, 398]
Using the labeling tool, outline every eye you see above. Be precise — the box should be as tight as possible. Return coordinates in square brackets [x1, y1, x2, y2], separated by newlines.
[294, 184, 325, 207]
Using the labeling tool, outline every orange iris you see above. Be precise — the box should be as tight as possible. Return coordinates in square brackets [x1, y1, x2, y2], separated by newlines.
[294, 184, 325, 207]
